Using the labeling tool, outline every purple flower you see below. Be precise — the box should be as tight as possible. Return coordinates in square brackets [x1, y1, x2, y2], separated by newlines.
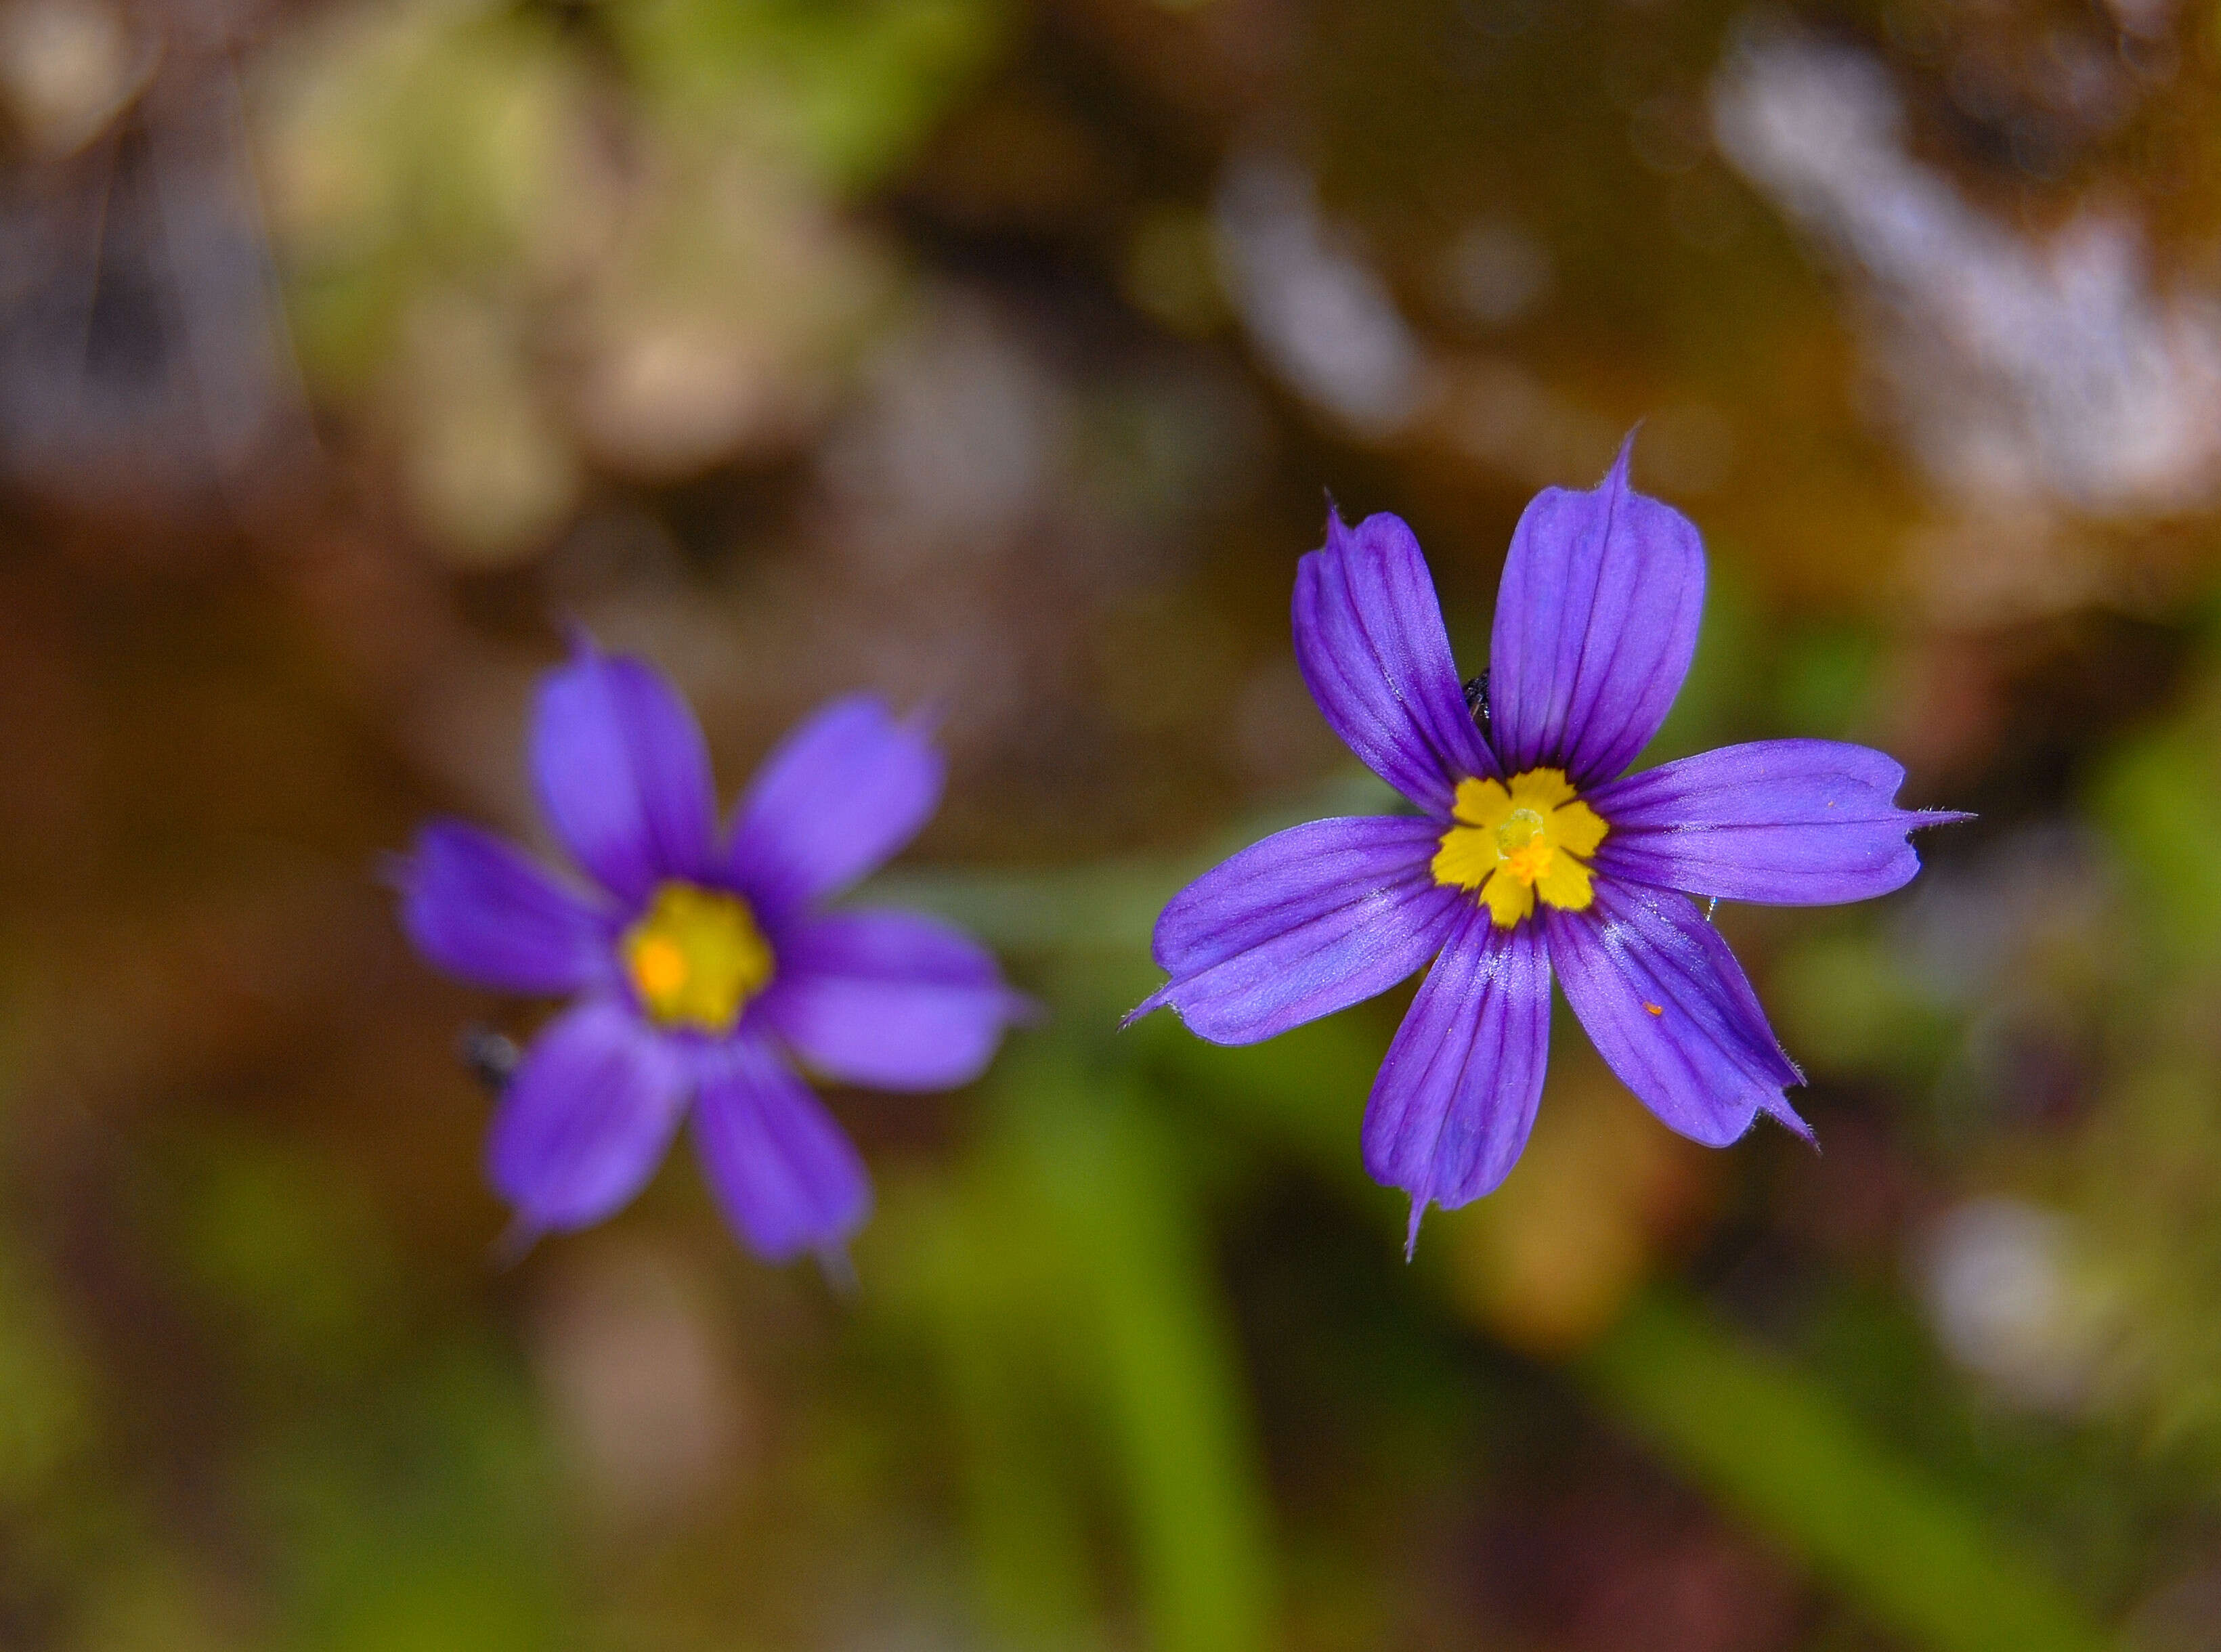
[1129, 437, 1967, 1253]
[399, 640, 1029, 1263]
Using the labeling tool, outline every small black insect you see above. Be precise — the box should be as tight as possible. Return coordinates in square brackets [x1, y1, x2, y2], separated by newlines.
[1463, 670, 1491, 729]
[460, 1026, 521, 1096]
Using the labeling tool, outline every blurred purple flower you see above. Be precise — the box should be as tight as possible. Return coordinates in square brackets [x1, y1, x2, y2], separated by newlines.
[1130, 436, 1967, 1253]
[399, 640, 1028, 1263]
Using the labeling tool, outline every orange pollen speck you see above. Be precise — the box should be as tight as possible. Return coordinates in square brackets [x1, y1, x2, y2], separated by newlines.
[630, 936, 689, 999]
[1643, 1002, 1664, 1016]
[1503, 840, 1554, 884]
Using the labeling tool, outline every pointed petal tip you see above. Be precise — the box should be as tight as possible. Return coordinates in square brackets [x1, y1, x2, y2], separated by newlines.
[1765, 1095, 1817, 1146]
[1914, 808, 1977, 829]
[1118, 987, 1171, 1030]
[1404, 1196, 1427, 1262]
[898, 695, 947, 744]
[869, 689, 951, 763]
[490, 1215, 545, 1271]
[759, 1187, 872, 1267]
[374, 846, 414, 894]
[554, 615, 601, 664]
[1320, 495, 1355, 551]
[815, 1244, 861, 1297]
[1605, 422, 1641, 486]
[1490, 421, 1700, 785]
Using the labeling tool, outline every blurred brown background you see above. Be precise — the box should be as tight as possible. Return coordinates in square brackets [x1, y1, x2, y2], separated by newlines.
[4, 1, 2221, 1648]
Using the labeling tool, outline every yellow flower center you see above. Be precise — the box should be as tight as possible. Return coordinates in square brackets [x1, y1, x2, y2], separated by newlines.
[1431, 767, 1608, 928]
[621, 882, 775, 1033]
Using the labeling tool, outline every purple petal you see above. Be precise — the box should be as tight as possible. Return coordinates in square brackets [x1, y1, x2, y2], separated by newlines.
[1544, 879, 1808, 1148]
[400, 821, 613, 995]
[488, 999, 688, 1232]
[727, 695, 943, 915]
[1591, 739, 1968, 905]
[1488, 434, 1706, 787]
[1294, 510, 1500, 817]
[532, 640, 719, 903]
[1131, 814, 1461, 1045]
[1361, 909, 1551, 1255]
[692, 1039, 870, 1261]
[762, 909, 1024, 1092]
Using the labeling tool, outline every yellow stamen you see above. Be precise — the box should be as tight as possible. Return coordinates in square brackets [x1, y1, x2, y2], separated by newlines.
[1431, 766, 1609, 928]
[622, 882, 775, 1033]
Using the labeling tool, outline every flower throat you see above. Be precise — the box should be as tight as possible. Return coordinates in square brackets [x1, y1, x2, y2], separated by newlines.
[1431, 767, 1608, 928]
[623, 882, 775, 1032]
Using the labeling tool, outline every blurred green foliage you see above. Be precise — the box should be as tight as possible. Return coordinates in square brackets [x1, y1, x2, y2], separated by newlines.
[5, 0, 2221, 1646]
[612, 0, 1007, 189]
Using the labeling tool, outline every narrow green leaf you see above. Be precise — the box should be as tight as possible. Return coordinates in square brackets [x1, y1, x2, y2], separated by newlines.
[1016, 1054, 1278, 1652]
[1578, 1290, 2111, 1652]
